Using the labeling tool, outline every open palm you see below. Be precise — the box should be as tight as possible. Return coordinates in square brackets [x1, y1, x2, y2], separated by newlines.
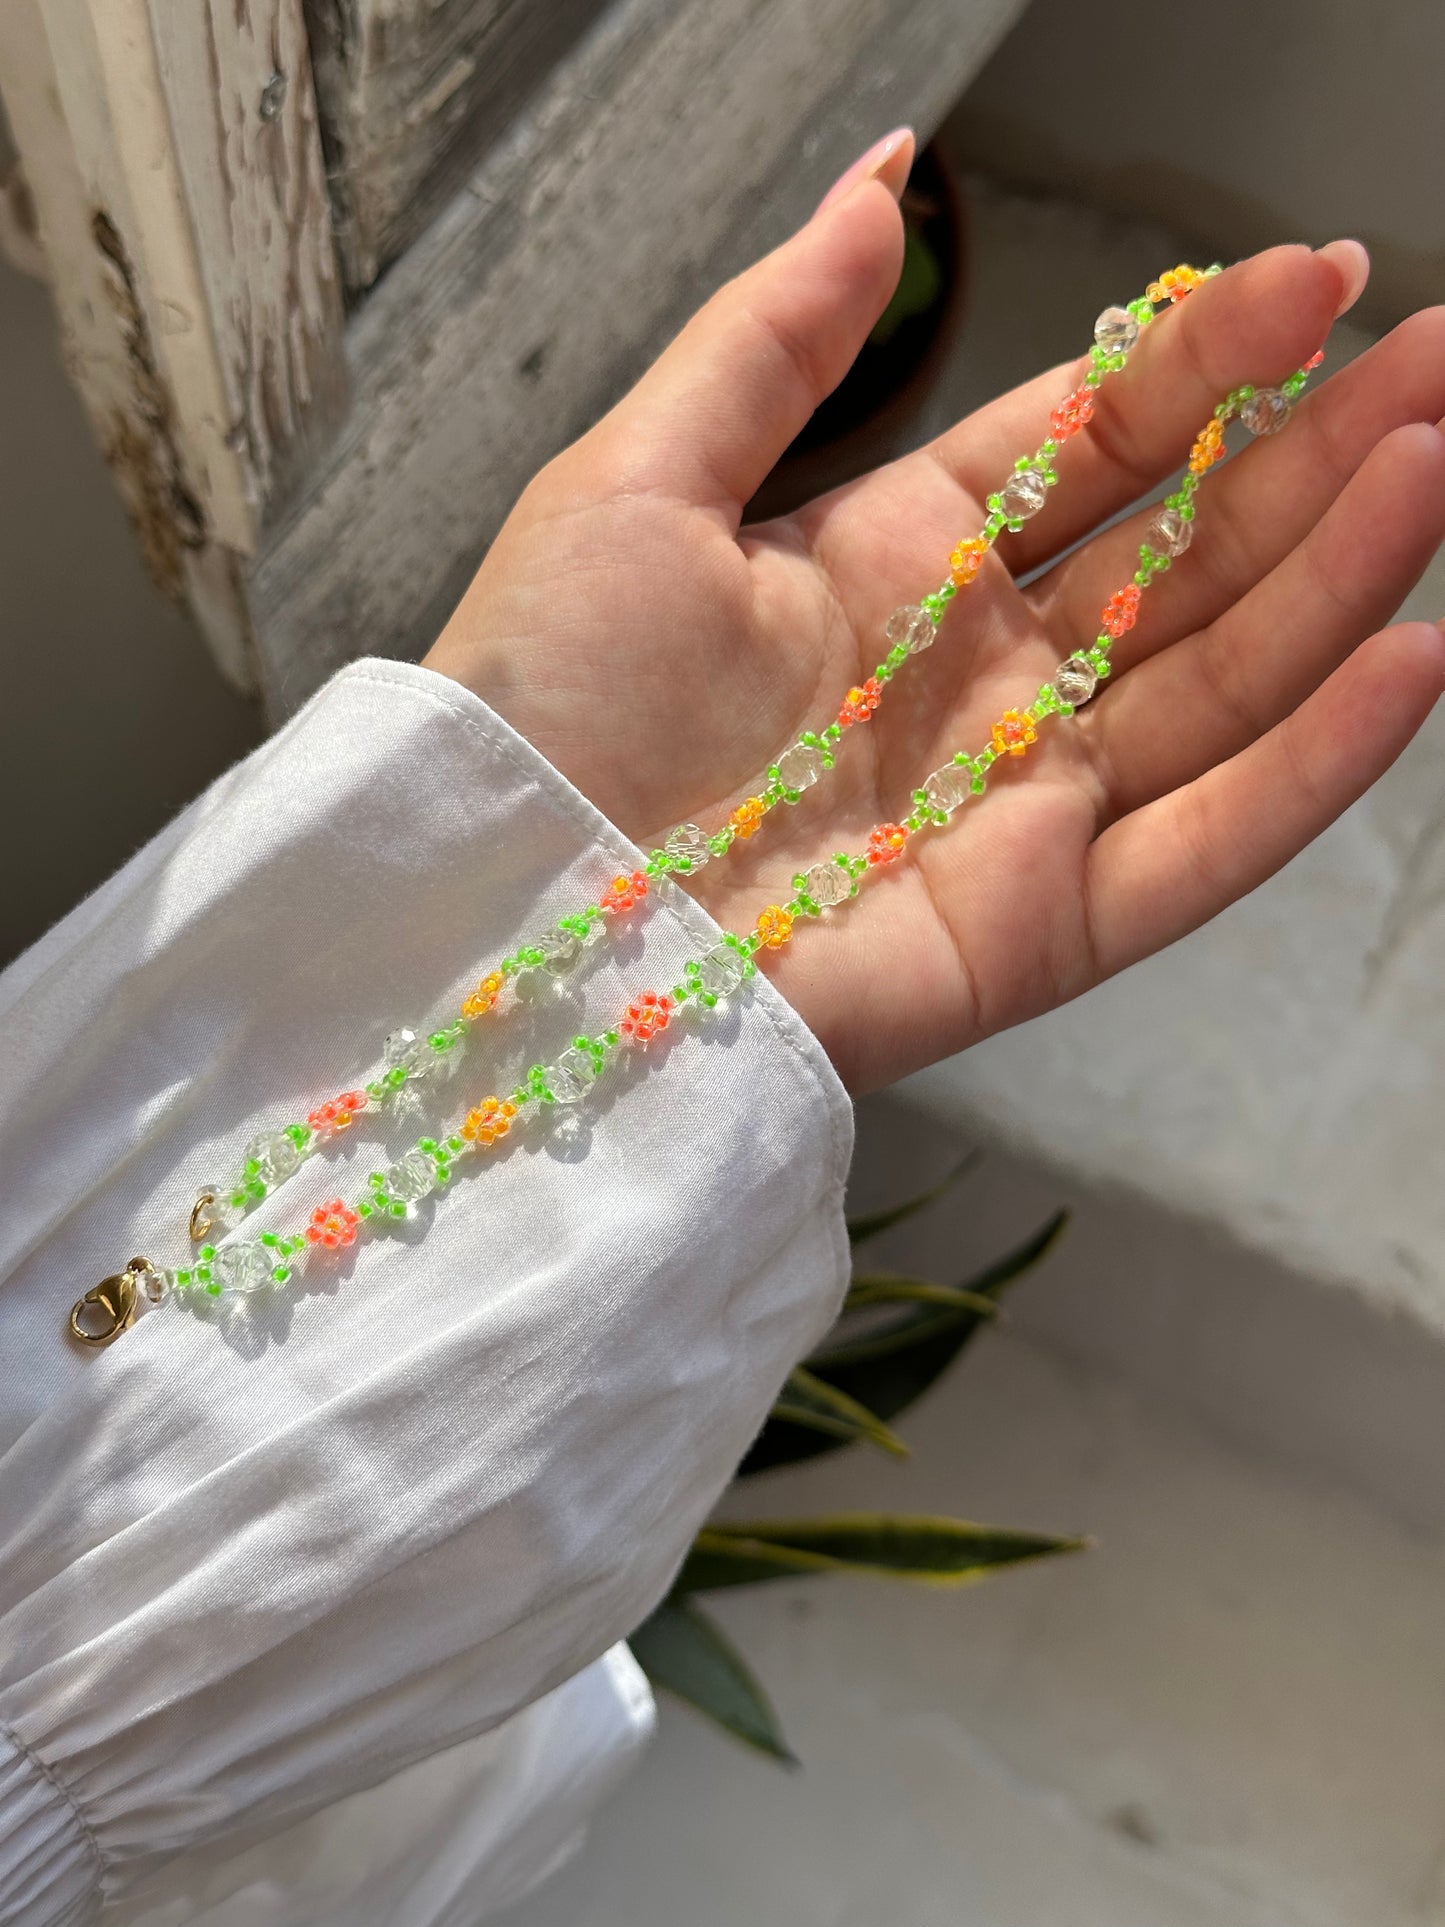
[426, 151, 1445, 1092]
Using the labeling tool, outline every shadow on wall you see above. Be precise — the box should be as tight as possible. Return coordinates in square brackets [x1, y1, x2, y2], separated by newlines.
[0, 257, 262, 968]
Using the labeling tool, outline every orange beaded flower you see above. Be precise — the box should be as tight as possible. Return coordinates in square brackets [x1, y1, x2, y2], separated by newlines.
[1049, 384, 1095, 439]
[462, 1096, 518, 1146]
[620, 990, 674, 1043]
[839, 678, 883, 727]
[1102, 582, 1143, 639]
[754, 905, 794, 950]
[1188, 417, 1226, 475]
[867, 822, 909, 866]
[728, 796, 766, 840]
[308, 1089, 368, 1137]
[949, 536, 988, 587]
[305, 1198, 360, 1249]
[600, 870, 649, 914]
[1147, 264, 1205, 304]
[461, 970, 504, 1020]
[991, 709, 1038, 759]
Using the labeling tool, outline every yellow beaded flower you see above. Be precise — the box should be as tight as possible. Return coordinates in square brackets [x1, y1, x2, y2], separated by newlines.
[729, 795, 766, 840]
[1148, 264, 1205, 304]
[461, 970, 504, 1020]
[949, 536, 988, 587]
[461, 1096, 517, 1146]
[991, 709, 1038, 759]
[754, 905, 794, 950]
[1188, 417, 1225, 476]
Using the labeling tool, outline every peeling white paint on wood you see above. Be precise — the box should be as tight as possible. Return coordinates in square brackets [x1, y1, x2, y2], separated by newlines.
[0, 0, 345, 690]
[147, 0, 348, 515]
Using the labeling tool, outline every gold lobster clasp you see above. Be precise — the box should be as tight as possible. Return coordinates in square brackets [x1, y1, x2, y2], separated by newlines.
[69, 1258, 156, 1347]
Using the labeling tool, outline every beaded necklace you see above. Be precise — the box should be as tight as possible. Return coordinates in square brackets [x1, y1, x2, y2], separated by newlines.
[70, 268, 1324, 1345]
[173, 269, 1200, 1252]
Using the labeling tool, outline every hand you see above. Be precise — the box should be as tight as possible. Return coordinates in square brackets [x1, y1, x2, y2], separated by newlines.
[425, 133, 1445, 1094]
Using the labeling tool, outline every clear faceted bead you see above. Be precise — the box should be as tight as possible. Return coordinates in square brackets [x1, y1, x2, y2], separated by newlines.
[383, 1150, 436, 1207]
[776, 742, 824, 792]
[1147, 504, 1193, 558]
[1241, 386, 1291, 437]
[244, 1130, 301, 1187]
[664, 823, 710, 869]
[923, 765, 969, 816]
[549, 1046, 598, 1104]
[538, 927, 582, 975]
[1053, 656, 1099, 707]
[212, 1240, 275, 1295]
[384, 1028, 430, 1078]
[884, 604, 937, 655]
[696, 943, 747, 998]
[133, 1259, 169, 1305]
[1094, 305, 1140, 357]
[801, 861, 851, 908]
[999, 469, 1049, 520]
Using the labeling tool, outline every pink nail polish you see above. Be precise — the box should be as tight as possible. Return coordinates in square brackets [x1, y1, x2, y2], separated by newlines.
[815, 128, 914, 215]
[1316, 237, 1370, 317]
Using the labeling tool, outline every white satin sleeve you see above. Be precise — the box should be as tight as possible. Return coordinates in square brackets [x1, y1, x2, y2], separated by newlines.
[0, 659, 854, 1924]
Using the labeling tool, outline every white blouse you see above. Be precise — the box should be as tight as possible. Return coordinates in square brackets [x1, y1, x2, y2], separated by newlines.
[0, 660, 853, 1925]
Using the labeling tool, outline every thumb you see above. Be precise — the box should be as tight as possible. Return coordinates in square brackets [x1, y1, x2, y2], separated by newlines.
[591, 129, 913, 519]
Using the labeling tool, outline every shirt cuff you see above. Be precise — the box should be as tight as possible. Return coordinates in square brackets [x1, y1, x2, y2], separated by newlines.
[0, 1728, 99, 1926]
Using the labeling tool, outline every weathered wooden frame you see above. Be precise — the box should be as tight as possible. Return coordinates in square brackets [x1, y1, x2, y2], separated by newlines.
[0, 0, 347, 691]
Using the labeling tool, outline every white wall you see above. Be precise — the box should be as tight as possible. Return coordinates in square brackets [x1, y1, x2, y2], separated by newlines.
[948, 0, 1445, 325]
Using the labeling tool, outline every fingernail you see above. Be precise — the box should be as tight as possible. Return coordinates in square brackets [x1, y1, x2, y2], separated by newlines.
[1316, 238, 1370, 317]
[815, 127, 914, 215]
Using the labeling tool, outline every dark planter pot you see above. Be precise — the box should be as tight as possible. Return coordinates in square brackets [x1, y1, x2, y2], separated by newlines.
[745, 139, 972, 523]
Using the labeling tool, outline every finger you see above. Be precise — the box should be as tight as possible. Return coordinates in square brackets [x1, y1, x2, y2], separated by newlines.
[1082, 424, 1445, 820]
[1037, 306, 1445, 660]
[921, 244, 1347, 574]
[1083, 621, 1445, 979]
[584, 133, 913, 519]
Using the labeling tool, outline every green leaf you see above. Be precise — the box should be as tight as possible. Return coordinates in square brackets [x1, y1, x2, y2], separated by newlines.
[629, 1597, 795, 1763]
[845, 1152, 980, 1247]
[844, 1273, 1000, 1318]
[769, 1366, 910, 1458]
[738, 1211, 1066, 1477]
[869, 218, 943, 347]
[674, 1514, 1086, 1594]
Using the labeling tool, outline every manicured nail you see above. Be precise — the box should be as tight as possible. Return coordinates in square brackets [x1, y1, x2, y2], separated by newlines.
[1316, 238, 1370, 317]
[815, 128, 915, 215]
